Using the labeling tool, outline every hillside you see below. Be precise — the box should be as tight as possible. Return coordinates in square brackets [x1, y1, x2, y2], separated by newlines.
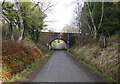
[69, 34, 119, 82]
[0, 36, 51, 82]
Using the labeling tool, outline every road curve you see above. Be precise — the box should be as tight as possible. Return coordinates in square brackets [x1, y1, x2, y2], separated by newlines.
[32, 50, 104, 82]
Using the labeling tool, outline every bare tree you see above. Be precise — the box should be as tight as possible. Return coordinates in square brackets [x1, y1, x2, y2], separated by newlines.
[32, 0, 54, 13]
[73, 0, 83, 46]
[86, 1, 104, 39]
[63, 25, 77, 33]
[73, 0, 104, 45]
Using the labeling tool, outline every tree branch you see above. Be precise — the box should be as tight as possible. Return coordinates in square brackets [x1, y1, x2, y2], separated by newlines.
[87, 2, 96, 30]
[43, 4, 54, 13]
[97, 1, 104, 31]
[1, 14, 10, 24]
[1, 0, 10, 24]
[86, 2, 97, 39]
[92, 4, 95, 14]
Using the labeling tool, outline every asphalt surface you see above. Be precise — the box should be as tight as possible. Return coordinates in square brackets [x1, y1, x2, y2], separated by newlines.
[32, 50, 105, 82]
[55, 43, 63, 49]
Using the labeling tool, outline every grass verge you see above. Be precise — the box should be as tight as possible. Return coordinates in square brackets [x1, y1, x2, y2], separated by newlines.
[66, 51, 119, 83]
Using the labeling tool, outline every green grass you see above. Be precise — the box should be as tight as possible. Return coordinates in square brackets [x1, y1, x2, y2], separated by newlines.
[66, 51, 118, 82]
[8, 69, 30, 82]
[27, 63, 36, 68]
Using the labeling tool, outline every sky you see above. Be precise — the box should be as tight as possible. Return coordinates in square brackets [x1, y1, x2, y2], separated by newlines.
[0, 0, 84, 32]
[44, 0, 76, 32]
[43, 0, 119, 32]
[0, 0, 76, 32]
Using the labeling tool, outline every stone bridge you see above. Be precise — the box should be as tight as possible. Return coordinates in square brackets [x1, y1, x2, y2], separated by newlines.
[38, 32, 77, 49]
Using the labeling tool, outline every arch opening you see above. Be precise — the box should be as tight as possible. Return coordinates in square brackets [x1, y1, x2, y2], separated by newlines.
[49, 38, 67, 50]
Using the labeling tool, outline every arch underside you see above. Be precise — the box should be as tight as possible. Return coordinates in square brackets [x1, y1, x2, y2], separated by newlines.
[38, 32, 76, 49]
[49, 38, 67, 45]
[49, 38, 68, 50]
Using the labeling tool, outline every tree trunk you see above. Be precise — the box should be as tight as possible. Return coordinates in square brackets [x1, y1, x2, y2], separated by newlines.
[94, 28, 97, 40]
[87, 2, 97, 40]
[9, 22, 14, 40]
[18, 28, 24, 41]
[1, 14, 10, 24]
[2, 0, 15, 40]
[15, 1, 24, 41]
[97, 1, 104, 31]
[11, 33, 14, 40]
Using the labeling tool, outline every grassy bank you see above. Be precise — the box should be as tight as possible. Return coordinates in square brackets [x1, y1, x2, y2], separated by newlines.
[69, 34, 119, 82]
[1, 37, 52, 82]
[67, 51, 117, 82]
[8, 50, 53, 82]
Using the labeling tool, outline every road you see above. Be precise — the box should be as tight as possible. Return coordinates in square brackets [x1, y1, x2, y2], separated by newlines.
[55, 43, 67, 49]
[55, 43, 63, 49]
[32, 50, 104, 82]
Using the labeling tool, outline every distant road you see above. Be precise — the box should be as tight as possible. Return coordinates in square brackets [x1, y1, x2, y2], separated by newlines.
[55, 43, 65, 49]
[32, 50, 105, 82]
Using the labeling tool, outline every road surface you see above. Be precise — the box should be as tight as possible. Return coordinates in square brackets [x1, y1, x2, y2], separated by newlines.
[55, 43, 67, 49]
[32, 50, 104, 82]
[55, 43, 63, 49]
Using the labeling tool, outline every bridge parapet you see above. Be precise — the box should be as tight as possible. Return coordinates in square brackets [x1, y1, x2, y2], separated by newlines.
[38, 32, 77, 48]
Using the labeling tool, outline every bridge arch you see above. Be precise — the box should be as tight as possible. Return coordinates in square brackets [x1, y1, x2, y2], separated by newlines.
[38, 32, 76, 49]
[49, 38, 68, 49]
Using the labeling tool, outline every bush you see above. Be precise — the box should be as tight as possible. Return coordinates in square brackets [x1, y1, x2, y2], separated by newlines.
[1, 37, 44, 82]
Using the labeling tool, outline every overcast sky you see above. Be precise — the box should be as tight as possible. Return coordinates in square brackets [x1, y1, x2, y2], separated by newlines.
[1, 0, 119, 32]
[0, 0, 76, 32]
[1, 0, 83, 32]
[44, 0, 77, 32]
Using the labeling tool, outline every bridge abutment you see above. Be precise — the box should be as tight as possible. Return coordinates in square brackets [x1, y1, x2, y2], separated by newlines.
[38, 32, 76, 49]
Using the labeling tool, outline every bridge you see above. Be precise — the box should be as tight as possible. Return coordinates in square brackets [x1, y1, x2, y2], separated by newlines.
[38, 32, 77, 49]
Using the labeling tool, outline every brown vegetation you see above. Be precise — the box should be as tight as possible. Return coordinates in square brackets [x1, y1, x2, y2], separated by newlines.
[70, 34, 119, 81]
[1, 37, 48, 82]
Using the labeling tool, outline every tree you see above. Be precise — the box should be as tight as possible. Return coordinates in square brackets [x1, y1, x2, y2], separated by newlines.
[2, 1, 18, 40]
[73, 0, 84, 45]
[63, 25, 77, 33]
[73, 0, 119, 45]
[1, 0, 10, 24]
[15, 0, 24, 41]
[2, 0, 52, 43]
[81, 1, 104, 40]
[48, 28, 54, 32]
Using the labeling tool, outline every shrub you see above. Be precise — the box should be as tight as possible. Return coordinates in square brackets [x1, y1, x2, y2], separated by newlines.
[1, 37, 44, 82]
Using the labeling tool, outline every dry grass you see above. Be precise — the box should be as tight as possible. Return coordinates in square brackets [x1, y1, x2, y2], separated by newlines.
[70, 34, 119, 81]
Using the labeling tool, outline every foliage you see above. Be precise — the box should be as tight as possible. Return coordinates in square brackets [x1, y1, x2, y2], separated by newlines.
[21, 2, 46, 42]
[82, 2, 119, 36]
[69, 34, 119, 82]
[74, 1, 119, 45]
[2, 1, 47, 42]
[1, 37, 46, 82]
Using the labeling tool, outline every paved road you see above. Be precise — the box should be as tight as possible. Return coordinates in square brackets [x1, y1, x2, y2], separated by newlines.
[32, 50, 104, 82]
[55, 43, 63, 49]
[54, 43, 67, 49]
